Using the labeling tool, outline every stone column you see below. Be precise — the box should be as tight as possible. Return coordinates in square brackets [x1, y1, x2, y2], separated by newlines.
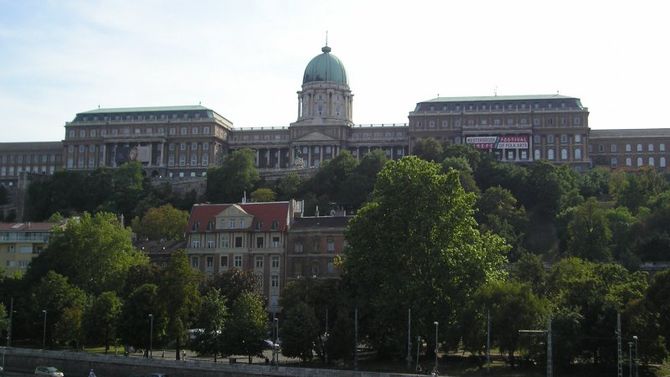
[308, 146, 312, 168]
[320, 145, 323, 163]
[266, 148, 270, 168]
[256, 149, 260, 168]
[100, 144, 106, 167]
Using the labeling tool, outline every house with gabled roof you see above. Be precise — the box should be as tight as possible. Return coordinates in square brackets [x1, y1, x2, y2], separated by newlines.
[185, 200, 301, 313]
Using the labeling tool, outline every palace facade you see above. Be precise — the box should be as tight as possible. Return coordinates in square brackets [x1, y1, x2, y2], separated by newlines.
[3, 44, 670, 191]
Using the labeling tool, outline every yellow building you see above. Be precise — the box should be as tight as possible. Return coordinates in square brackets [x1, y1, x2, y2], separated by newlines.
[0, 222, 56, 276]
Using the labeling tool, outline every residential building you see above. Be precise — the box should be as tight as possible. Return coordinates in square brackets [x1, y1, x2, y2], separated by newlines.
[185, 200, 300, 313]
[286, 215, 351, 281]
[0, 222, 56, 276]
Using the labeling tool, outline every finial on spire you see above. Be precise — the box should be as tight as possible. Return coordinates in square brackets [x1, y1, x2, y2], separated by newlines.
[321, 31, 331, 53]
[325, 30, 328, 46]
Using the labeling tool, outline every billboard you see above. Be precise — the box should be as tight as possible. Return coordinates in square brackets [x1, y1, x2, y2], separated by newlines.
[466, 135, 529, 150]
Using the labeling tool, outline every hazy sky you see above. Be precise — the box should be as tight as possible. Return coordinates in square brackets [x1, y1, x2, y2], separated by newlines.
[1, 0, 668, 142]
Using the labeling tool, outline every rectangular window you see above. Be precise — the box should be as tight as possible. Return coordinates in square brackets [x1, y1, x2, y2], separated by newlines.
[327, 238, 335, 253]
[229, 219, 235, 229]
[272, 236, 280, 248]
[255, 256, 264, 269]
[661, 144, 666, 152]
[191, 257, 199, 268]
[256, 237, 264, 248]
[235, 236, 243, 248]
[626, 144, 632, 152]
[560, 134, 568, 144]
[271, 256, 280, 269]
[294, 242, 303, 253]
[206, 256, 214, 270]
[191, 240, 200, 248]
[547, 135, 555, 144]
[234, 255, 243, 268]
[220, 256, 228, 268]
[611, 144, 617, 153]
[221, 235, 229, 248]
[207, 240, 215, 248]
[271, 275, 279, 288]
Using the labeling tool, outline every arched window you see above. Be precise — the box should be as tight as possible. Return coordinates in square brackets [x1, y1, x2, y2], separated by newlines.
[534, 149, 541, 160]
[660, 157, 666, 167]
[637, 157, 643, 167]
[561, 149, 568, 160]
[548, 149, 555, 160]
[574, 148, 582, 160]
[649, 157, 655, 166]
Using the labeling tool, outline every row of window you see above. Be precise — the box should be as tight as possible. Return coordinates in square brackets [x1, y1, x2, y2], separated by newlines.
[595, 143, 667, 153]
[190, 255, 281, 288]
[417, 116, 583, 129]
[611, 157, 667, 168]
[191, 235, 282, 249]
[167, 171, 208, 178]
[5, 260, 29, 268]
[0, 154, 59, 164]
[79, 112, 208, 122]
[67, 126, 212, 139]
[0, 166, 55, 176]
[293, 239, 336, 253]
[424, 102, 578, 112]
[534, 148, 583, 161]
[533, 134, 583, 144]
[167, 154, 209, 167]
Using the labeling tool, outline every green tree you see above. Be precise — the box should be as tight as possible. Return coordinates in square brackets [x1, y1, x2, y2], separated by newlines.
[83, 291, 122, 353]
[343, 156, 507, 356]
[250, 188, 277, 202]
[206, 148, 259, 203]
[566, 198, 612, 261]
[474, 280, 548, 365]
[281, 301, 320, 362]
[0, 185, 7, 205]
[412, 137, 443, 162]
[203, 269, 259, 307]
[646, 270, 670, 351]
[509, 252, 546, 295]
[275, 172, 302, 200]
[442, 156, 479, 193]
[30, 271, 88, 348]
[118, 283, 165, 355]
[476, 186, 528, 260]
[159, 250, 202, 360]
[191, 288, 228, 362]
[223, 292, 267, 363]
[339, 150, 388, 209]
[443, 144, 482, 172]
[131, 204, 189, 241]
[25, 212, 148, 295]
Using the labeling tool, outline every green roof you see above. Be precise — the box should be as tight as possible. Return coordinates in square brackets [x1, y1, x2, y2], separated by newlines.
[79, 105, 211, 114]
[303, 46, 348, 86]
[424, 94, 576, 103]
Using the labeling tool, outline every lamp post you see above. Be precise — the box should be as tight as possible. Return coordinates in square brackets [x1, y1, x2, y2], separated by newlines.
[628, 342, 633, 377]
[633, 336, 638, 377]
[41, 310, 47, 349]
[148, 314, 153, 359]
[273, 317, 279, 367]
[433, 321, 439, 374]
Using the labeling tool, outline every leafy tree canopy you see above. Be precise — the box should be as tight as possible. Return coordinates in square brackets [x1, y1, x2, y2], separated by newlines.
[131, 204, 189, 241]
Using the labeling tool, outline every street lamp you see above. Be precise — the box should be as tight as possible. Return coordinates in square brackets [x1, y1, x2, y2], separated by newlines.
[273, 317, 279, 367]
[633, 336, 638, 377]
[628, 341, 633, 377]
[41, 310, 47, 349]
[148, 314, 154, 359]
[433, 321, 439, 374]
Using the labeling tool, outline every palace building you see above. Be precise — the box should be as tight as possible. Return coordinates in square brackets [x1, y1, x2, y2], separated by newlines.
[3, 44, 670, 193]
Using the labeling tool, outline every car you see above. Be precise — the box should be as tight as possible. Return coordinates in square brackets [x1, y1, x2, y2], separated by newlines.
[34, 366, 64, 377]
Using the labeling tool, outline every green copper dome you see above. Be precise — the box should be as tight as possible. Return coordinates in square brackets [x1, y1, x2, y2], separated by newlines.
[302, 46, 348, 85]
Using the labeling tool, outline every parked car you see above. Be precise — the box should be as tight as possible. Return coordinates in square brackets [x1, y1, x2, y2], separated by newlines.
[34, 366, 64, 377]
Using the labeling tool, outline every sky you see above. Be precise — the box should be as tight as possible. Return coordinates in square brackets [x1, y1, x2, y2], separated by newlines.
[1, 0, 669, 142]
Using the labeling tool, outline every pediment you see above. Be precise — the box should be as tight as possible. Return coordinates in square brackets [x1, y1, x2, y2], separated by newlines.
[295, 131, 337, 142]
[218, 204, 249, 217]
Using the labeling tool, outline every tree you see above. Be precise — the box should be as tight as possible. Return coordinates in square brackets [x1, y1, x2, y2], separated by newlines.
[203, 269, 259, 307]
[30, 271, 87, 348]
[158, 250, 202, 360]
[476, 186, 528, 260]
[131, 204, 188, 241]
[25, 212, 148, 295]
[474, 280, 548, 365]
[339, 150, 388, 209]
[118, 283, 165, 355]
[509, 252, 546, 295]
[566, 198, 612, 262]
[412, 137, 443, 162]
[0, 185, 7, 205]
[281, 301, 320, 362]
[275, 172, 302, 200]
[646, 270, 670, 351]
[442, 157, 479, 193]
[223, 292, 267, 363]
[191, 288, 228, 362]
[250, 188, 277, 202]
[83, 291, 122, 353]
[206, 148, 259, 203]
[342, 156, 507, 356]
[444, 144, 482, 172]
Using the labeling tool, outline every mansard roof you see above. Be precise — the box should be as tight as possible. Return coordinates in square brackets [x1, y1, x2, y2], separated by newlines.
[80, 105, 212, 114]
[188, 202, 291, 233]
[0, 222, 57, 231]
[590, 129, 670, 139]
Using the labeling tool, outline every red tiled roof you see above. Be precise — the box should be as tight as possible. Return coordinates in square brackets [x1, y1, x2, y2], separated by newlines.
[0, 222, 57, 231]
[187, 202, 291, 233]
